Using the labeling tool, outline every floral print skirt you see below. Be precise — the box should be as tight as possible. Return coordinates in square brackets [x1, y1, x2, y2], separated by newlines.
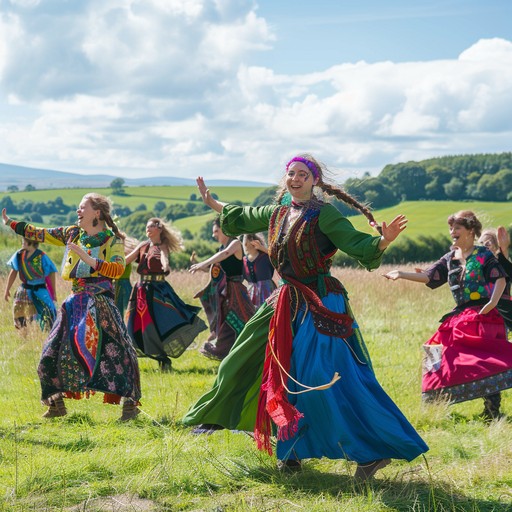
[38, 282, 141, 405]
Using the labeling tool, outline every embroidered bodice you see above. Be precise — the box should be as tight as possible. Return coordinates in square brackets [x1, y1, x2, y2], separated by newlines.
[425, 245, 506, 307]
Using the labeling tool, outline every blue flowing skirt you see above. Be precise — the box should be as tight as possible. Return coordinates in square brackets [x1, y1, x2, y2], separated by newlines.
[276, 293, 428, 463]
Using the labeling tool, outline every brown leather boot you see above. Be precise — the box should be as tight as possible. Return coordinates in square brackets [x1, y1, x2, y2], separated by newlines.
[42, 396, 67, 418]
[119, 399, 140, 421]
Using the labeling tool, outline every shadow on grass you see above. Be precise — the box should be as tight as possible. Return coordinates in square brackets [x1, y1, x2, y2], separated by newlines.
[238, 463, 509, 512]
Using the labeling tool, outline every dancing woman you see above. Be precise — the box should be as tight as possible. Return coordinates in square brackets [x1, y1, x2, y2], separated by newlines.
[385, 210, 512, 421]
[190, 218, 256, 360]
[125, 217, 207, 371]
[2, 194, 141, 421]
[242, 233, 277, 307]
[183, 154, 428, 481]
[4, 237, 58, 331]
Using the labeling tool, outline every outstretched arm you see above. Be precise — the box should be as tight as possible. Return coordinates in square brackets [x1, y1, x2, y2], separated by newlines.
[189, 239, 242, 273]
[383, 269, 430, 283]
[125, 242, 146, 265]
[196, 177, 227, 213]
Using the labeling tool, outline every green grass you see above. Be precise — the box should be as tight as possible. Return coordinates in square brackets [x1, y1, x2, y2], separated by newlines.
[1, 185, 267, 210]
[348, 200, 512, 239]
[1, 267, 511, 511]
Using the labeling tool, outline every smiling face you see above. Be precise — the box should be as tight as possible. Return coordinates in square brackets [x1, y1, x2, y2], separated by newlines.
[146, 221, 161, 240]
[76, 197, 99, 229]
[449, 222, 475, 248]
[478, 233, 499, 254]
[285, 161, 318, 202]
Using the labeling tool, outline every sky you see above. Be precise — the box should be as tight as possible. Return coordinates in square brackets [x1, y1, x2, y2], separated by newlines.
[0, 0, 511, 184]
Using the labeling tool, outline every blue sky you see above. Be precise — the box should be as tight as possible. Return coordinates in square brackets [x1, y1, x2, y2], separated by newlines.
[0, 0, 511, 183]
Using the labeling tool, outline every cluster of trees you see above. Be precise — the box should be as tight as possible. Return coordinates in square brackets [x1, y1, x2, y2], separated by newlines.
[342, 152, 512, 212]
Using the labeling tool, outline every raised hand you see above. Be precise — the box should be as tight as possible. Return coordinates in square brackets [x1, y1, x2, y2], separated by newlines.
[196, 177, 225, 213]
[381, 215, 408, 243]
[2, 208, 10, 225]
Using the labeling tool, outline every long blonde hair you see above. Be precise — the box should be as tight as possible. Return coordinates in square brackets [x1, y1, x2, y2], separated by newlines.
[148, 217, 184, 271]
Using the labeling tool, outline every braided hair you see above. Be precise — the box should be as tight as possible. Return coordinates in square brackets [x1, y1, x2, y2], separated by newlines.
[275, 153, 381, 233]
[83, 193, 126, 240]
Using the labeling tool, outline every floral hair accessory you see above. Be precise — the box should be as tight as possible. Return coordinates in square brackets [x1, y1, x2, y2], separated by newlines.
[286, 157, 319, 180]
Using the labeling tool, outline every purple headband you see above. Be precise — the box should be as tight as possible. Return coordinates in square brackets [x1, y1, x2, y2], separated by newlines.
[286, 156, 319, 180]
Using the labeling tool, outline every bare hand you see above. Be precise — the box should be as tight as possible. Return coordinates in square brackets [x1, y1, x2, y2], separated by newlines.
[4, 290, 10, 301]
[2, 208, 9, 225]
[196, 177, 213, 206]
[67, 242, 88, 260]
[497, 225, 510, 255]
[381, 215, 408, 243]
[189, 262, 207, 274]
[383, 270, 402, 280]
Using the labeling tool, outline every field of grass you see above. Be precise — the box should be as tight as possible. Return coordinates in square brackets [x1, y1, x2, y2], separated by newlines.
[1, 185, 267, 211]
[1, 266, 511, 511]
[347, 201, 512, 239]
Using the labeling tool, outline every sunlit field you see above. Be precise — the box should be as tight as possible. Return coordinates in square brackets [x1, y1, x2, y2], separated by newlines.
[1, 266, 511, 511]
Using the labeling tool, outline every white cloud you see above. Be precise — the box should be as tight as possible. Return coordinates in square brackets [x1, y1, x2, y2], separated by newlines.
[0, 0, 511, 182]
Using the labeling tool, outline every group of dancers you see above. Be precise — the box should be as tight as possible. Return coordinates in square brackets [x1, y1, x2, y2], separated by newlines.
[2, 152, 512, 483]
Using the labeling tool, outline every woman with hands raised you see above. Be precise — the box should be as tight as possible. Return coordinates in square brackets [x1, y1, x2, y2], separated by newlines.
[184, 154, 427, 482]
[384, 210, 512, 421]
[189, 215, 255, 360]
[2, 194, 141, 421]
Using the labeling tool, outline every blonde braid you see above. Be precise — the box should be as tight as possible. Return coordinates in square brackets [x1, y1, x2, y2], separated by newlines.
[104, 212, 126, 240]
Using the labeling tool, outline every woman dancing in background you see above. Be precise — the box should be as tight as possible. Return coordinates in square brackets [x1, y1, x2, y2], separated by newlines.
[2, 195, 141, 421]
[242, 233, 277, 308]
[183, 154, 428, 482]
[4, 237, 58, 332]
[189, 218, 256, 360]
[113, 236, 138, 318]
[125, 217, 207, 372]
[385, 210, 512, 421]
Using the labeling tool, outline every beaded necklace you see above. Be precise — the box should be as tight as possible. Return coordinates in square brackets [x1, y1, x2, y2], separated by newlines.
[79, 229, 114, 249]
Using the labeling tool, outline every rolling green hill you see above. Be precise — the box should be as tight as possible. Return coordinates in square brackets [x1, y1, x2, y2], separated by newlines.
[1, 185, 268, 210]
[173, 200, 512, 241]
[348, 200, 512, 239]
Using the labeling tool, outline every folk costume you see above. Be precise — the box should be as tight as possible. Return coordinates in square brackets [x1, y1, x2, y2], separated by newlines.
[184, 200, 428, 465]
[7, 220, 141, 407]
[7, 247, 57, 331]
[423, 246, 512, 411]
[114, 261, 133, 317]
[126, 241, 207, 368]
[195, 249, 256, 360]
[243, 251, 276, 307]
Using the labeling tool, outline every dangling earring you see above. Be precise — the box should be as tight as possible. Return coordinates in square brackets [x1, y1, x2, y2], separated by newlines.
[92, 218, 99, 227]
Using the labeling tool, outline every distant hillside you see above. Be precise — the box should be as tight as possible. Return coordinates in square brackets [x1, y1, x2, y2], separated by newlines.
[0, 163, 272, 190]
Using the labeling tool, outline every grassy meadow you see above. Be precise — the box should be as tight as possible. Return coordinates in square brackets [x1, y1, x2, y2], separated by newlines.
[1, 266, 512, 511]
[1, 186, 267, 211]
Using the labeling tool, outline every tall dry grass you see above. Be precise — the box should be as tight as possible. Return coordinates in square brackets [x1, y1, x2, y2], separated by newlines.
[0, 266, 511, 511]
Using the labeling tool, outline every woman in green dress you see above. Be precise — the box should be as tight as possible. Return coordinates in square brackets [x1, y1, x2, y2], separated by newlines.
[183, 154, 428, 482]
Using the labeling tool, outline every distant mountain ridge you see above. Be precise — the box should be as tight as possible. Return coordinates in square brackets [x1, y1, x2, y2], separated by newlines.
[0, 163, 272, 191]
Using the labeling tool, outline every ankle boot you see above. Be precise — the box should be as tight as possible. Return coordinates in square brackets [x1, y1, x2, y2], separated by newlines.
[482, 393, 502, 421]
[158, 357, 172, 373]
[119, 399, 140, 421]
[42, 396, 67, 418]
